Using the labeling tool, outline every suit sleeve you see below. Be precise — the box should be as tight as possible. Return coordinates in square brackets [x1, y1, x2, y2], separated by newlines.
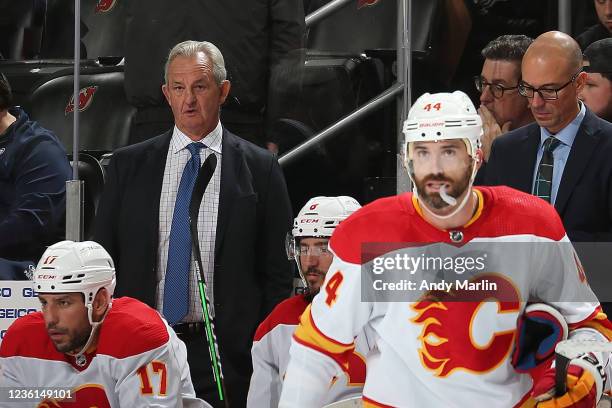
[93, 153, 122, 272]
[566, 168, 612, 242]
[259, 157, 293, 316]
[0, 136, 71, 252]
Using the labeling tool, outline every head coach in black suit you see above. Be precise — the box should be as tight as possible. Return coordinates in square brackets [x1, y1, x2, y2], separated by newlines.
[483, 31, 612, 243]
[94, 40, 293, 406]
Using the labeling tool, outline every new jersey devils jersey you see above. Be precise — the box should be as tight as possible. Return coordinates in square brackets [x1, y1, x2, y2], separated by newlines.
[279, 187, 612, 408]
[0, 297, 209, 407]
[247, 293, 371, 407]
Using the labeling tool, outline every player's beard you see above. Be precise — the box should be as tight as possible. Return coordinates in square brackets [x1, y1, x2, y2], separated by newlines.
[304, 266, 326, 295]
[48, 324, 91, 354]
[414, 166, 471, 210]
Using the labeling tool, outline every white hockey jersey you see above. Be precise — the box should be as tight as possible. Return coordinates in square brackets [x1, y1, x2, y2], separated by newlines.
[0, 297, 209, 408]
[247, 293, 371, 407]
[279, 187, 612, 408]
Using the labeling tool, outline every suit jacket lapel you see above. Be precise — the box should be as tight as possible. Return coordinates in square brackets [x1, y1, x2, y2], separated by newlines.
[513, 124, 541, 193]
[215, 129, 243, 256]
[555, 110, 601, 215]
[145, 131, 172, 257]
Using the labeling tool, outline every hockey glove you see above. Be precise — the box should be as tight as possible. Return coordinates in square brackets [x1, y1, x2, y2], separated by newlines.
[512, 303, 569, 372]
[532, 353, 606, 408]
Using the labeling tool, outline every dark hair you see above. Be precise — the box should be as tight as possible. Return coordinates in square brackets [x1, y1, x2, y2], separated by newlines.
[0, 72, 12, 111]
[481, 35, 534, 62]
[602, 72, 612, 82]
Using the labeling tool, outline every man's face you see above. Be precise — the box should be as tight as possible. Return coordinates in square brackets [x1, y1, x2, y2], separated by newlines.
[479, 59, 529, 129]
[39, 293, 91, 354]
[579, 71, 612, 120]
[595, 0, 612, 34]
[298, 238, 333, 293]
[411, 140, 473, 213]
[521, 55, 585, 134]
[162, 53, 230, 140]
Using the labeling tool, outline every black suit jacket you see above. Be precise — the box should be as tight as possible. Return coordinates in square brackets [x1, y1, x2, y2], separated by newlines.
[93, 128, 293, 394]
[484, 108, 612, 242]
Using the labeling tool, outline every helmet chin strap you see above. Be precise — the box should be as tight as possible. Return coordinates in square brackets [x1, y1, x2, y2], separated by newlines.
[73, 301, 113, 367]
[412, 158, 479, 221]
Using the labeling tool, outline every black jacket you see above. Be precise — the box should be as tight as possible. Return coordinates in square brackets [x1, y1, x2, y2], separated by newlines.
[484, 108, 612, 242]
[576, 23, 610, 50]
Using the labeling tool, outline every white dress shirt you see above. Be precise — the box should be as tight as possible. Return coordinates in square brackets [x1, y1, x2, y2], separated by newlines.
[157, 121, 222, 322]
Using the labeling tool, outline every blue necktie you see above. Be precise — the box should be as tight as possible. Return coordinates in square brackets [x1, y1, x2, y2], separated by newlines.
[163, 142, 205, 325]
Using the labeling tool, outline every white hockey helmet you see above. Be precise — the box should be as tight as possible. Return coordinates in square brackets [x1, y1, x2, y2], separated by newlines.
[287, 196, 361, 288]
[402, 90, 482, 162]
[291, 196, 361, 238]
[34, 240, 116, 309]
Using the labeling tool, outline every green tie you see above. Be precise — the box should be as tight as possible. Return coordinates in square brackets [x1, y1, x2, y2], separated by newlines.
[533, 137, 561, 203]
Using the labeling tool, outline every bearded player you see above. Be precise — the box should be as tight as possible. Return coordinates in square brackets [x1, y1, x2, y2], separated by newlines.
[0, 240, 209, 407]
[279, 91, 612, 407]
[247, 196, 373, 407]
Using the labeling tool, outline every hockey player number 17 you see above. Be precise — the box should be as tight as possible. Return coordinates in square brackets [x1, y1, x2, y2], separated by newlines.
[137, 361, 168, 396]
[325, 272, 344, 306]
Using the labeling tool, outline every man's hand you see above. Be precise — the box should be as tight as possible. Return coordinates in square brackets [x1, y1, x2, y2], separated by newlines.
[532, 354, 604, 408]
[478, 105, 511, 162]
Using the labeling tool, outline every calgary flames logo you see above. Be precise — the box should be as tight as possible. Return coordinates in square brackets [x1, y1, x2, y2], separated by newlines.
[411, 275, 520, 377]
[37, 384, 110, 408]
[65, 86, 98, 116]
[95, 0, 117, 13]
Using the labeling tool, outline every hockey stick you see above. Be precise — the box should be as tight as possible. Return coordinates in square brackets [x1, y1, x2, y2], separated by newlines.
[555, 339, 612, 406]
[188, 154, 228, 406]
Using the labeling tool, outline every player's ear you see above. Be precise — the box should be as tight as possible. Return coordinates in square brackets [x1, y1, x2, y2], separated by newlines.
[475, 149, 484, 170]
[91, 288, 110, 322]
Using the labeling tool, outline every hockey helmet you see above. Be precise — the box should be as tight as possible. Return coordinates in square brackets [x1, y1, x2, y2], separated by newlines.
[34, 240, 116, 309]
[286, 196, 360, 281]
[291, 196, 361, 239]
[403, 90, 482, 162]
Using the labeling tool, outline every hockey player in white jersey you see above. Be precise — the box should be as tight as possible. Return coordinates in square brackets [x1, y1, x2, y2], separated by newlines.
[0, 240, 210, 407]
[279, 91, 612, 407]
[247, 196, 371, 407]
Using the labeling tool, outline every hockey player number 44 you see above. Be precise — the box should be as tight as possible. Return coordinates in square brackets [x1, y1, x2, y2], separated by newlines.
[136, 361, 168, 396]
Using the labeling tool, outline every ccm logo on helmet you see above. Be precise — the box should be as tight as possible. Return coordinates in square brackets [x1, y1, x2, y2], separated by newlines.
[300, 219, 319, 223]
[36, 275, 57, 280]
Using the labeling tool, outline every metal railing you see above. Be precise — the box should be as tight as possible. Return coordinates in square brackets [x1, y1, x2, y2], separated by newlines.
[65, 0, 83, 241]
[279, 0, 411, 193]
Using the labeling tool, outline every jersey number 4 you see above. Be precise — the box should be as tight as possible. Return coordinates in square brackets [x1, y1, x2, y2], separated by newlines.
[137, 361, 168, 396]
[325, 271, 344, 306]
